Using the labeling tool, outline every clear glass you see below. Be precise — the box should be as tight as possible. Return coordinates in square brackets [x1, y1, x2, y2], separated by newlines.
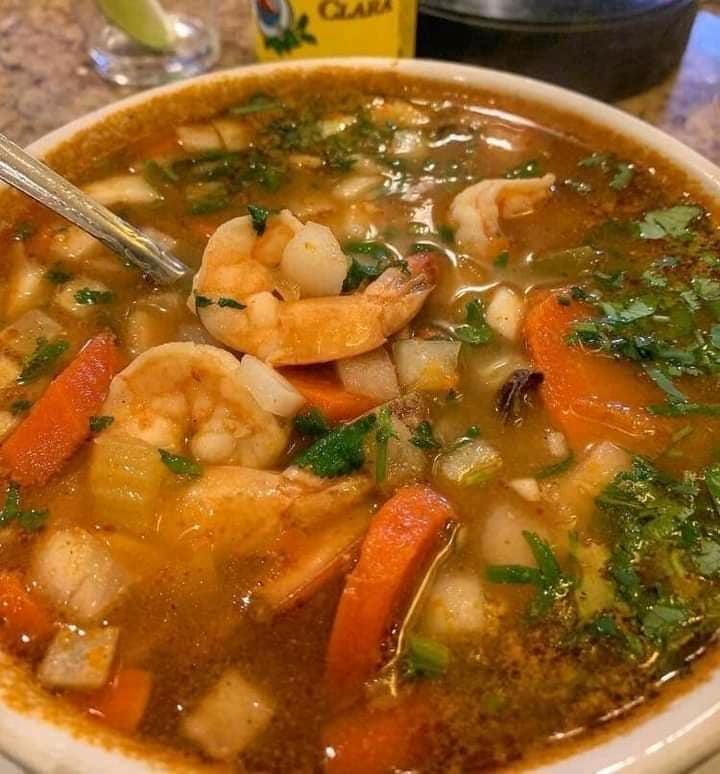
[80, 0, 221, 87]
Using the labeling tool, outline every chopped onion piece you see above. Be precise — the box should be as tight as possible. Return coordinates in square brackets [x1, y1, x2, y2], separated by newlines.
[30, 528, 132, 624]
[421, 570, 485, 639]
[333, 175, 383, 202]
[38, 626, 119, 691]
[391, 130, 426, 159]
[486, 286, 525, 341]
[182, 669, 275, 759]
[84, 175, 160, 207]
[336, 348, 400, 402]
[0, 309, 64, 357]
[237, 355, 305, 417]
[176, 123, 223, 152]
[280, 222, 349, 298]
[49, 226, 102, 262]
[481, 503, 553, 566]
[3, 243, 50, 322]
[545, 429, 569, 459]
[436, 439, 502, 486]
[0, 355, 20, 391]
[392, 340, 460, 392]
[508, 477, 541, 502]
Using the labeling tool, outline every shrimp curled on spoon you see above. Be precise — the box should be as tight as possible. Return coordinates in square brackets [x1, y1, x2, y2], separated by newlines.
[449, 174, 555, 259]
[101, 342, 289, 468]
[189, 211, 437, 365]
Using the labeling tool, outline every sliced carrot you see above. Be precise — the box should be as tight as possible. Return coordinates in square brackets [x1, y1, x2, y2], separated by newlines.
[323, 695, 433, 774]
[0, 572, 54, 648]
[325, 484, 455, 705]
[1, 331, 123, 486]
[71, 668, 153, 734]
[281, 366, 379, 422]
[524, 291, 673, 454]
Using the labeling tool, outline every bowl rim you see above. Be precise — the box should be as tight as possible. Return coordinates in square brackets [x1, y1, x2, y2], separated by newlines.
[2, 56, 720, 774]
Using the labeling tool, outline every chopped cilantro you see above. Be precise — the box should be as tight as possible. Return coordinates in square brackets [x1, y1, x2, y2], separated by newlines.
[144, 159, 179, 186]
[503, 159, 542, 179]
[89, 415, 114, 433]
[0, 482, 48, 532]
[44, 266, 73, 284]
[649, 402, 720, 417]
[535, 453, 575, 479]
[293, 414, 376, 477]
[9, 399, 31, 416]
[159, 449, 203, 478]
[218, 297, 246, 309]
[643, 366, 687, 403]
[410, 420, 440, 450]
[486, 531, 570, 618]
[229, 92, 284, 116]
[74, 288, 114, 305]
[248, 204, 270, 235]
[18, 338, 69, 384]
[402, 635, 449, 680]
[342, 242, 400, 292]
[194, 293, 213, 310]
[438, 224, 455, 244]
[189, 192, 229, 216]
[12, 222, 36, 241]
[293, 408, 330, 437]
[693, 538, 720, 577]
[609, 162, 634, 191]
[637, 205, 703, 240]
[454, 299, 493, 345]
[493, 251, 509, 268]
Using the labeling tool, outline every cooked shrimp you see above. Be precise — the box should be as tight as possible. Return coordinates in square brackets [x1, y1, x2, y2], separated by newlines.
[449, 174, 555, 259]
[159, 466, 373, 556]
[101, 342, 289, 468]
[189, 211, 437, 365]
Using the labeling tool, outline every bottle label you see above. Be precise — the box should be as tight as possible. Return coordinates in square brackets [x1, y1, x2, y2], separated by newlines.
[252, 0, 417, 60]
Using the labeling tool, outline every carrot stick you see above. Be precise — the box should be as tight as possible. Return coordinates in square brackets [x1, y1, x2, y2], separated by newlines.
[0, 572, 54, 648]
[281, 366, 379, 422]
[1, 331, 123, 486]
[524, 291, 673, 454]
[325, 484, 455, 704]
[323, 695, 433, 774]
[71, 668, 153, 734]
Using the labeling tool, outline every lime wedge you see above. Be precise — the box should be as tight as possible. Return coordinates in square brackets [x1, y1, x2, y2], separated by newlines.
[97, 0, 175, 51]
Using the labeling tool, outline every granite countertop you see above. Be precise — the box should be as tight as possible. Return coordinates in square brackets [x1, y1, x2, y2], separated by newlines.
[0, 0, 719, 163]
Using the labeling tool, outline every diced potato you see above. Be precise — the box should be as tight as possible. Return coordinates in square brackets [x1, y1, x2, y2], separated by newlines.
[333, 175, 383, 202]
[30, 529, 132, 624]
[89, 433, 169, 536]
[0, 410, 19, 442]
[49, 226, 102, 262]
[3, 243, 51, 322]
[54, 277, 111, 318]
[508, 477, 541, 502]
[177, 123, 223, 152]
[38, 626, 118, 691]
[319, 114, 357, 138]
[393, 340, 461, 392]
[0, 309, 64, 357]
[544, 428, 569, 458]
[486, 286, 525, 341]
[551, 441, 632, 526]
[480, 502, 553, 566]
[365, 416, 428, 494]
[237, 355, 305, 417]
[280, 222, 349, 298]
[436, 439, 502, 486]
[391, 130, 426, 159]
[421, 570, 485, 639]
[84, 175, 160, 207]
[124, 306, 177, 358]
[182, 669, 274, 759]
[0, 354, 20, 391]
[574, 541, 614, 621]
[370, 98, 429, 127]
[212, 119, 253, 150]
[337, 348, 400, 402]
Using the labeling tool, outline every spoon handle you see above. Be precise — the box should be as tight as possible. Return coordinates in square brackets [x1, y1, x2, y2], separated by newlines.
[0, 132, 190, 285]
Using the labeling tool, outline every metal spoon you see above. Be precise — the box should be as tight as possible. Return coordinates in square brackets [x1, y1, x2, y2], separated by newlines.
[0, 132, 190, 285]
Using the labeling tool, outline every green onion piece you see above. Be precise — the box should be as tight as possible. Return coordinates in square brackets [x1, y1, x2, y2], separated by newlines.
[402, 635, 450, 680]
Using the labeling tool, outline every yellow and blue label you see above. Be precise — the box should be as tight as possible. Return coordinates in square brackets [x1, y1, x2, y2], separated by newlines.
[252, 0, 417, 60]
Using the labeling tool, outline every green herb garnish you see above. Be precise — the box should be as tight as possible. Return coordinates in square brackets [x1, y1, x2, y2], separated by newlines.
[410, 420, 440, 450]
[294, 414, 376, 477]
[89, 415, 114, 433]
[0, 482, 48, 532]
[402, 635, 450, 679]
[493, 251, 509, 269]
[454, 299, 493, 345]
[189, 192, 230, 216]
[159, 449, 203, 478]
[194, 293, 213, 310]
[248, 204, 270, 235]
[637, 205, 703, 240]
[44, 267, 73, 284]
[18, 338, 69, 384]
[374, 406, 398, 484]
[217, 297, 246, 309]
[9, 399, 31, 416]
[293, 408, 330, 438]
[229, 92, 284, 116]
[12, 222, 36, 241]
[535, 453, 575, 479]
[74, 288, 114, 305]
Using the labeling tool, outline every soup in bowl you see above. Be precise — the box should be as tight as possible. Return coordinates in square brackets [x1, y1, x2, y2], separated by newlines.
[0, 59, 720, 773]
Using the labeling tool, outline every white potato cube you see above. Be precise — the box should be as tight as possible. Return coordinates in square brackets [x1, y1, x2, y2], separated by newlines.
[182, 669, 274, 759]
[176, 123, 223, 153]
[3, 243, 50, 322]
[0, 355, 20, 391]
[486, 286, 525, 341]
[393, 340, 460, 392]
[0, 310, 64, 357]
[422, 570, 485, 639]
[508, 477, 541, 502]
[54, 278, 111, 318]
[30, 528, 132, 624]
[337, 348, 400, 402]
[49, 226, 102, 262]
[38, 626, 118, 691]
[213, 119, 253, 151]
[84, 175, 160, 207]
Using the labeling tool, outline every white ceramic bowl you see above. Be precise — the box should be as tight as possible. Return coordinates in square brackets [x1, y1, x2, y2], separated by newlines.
[2, 58, 720, 774]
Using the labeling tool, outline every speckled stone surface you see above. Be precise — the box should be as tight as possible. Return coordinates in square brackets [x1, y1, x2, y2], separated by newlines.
[0, 0, 719, 164]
